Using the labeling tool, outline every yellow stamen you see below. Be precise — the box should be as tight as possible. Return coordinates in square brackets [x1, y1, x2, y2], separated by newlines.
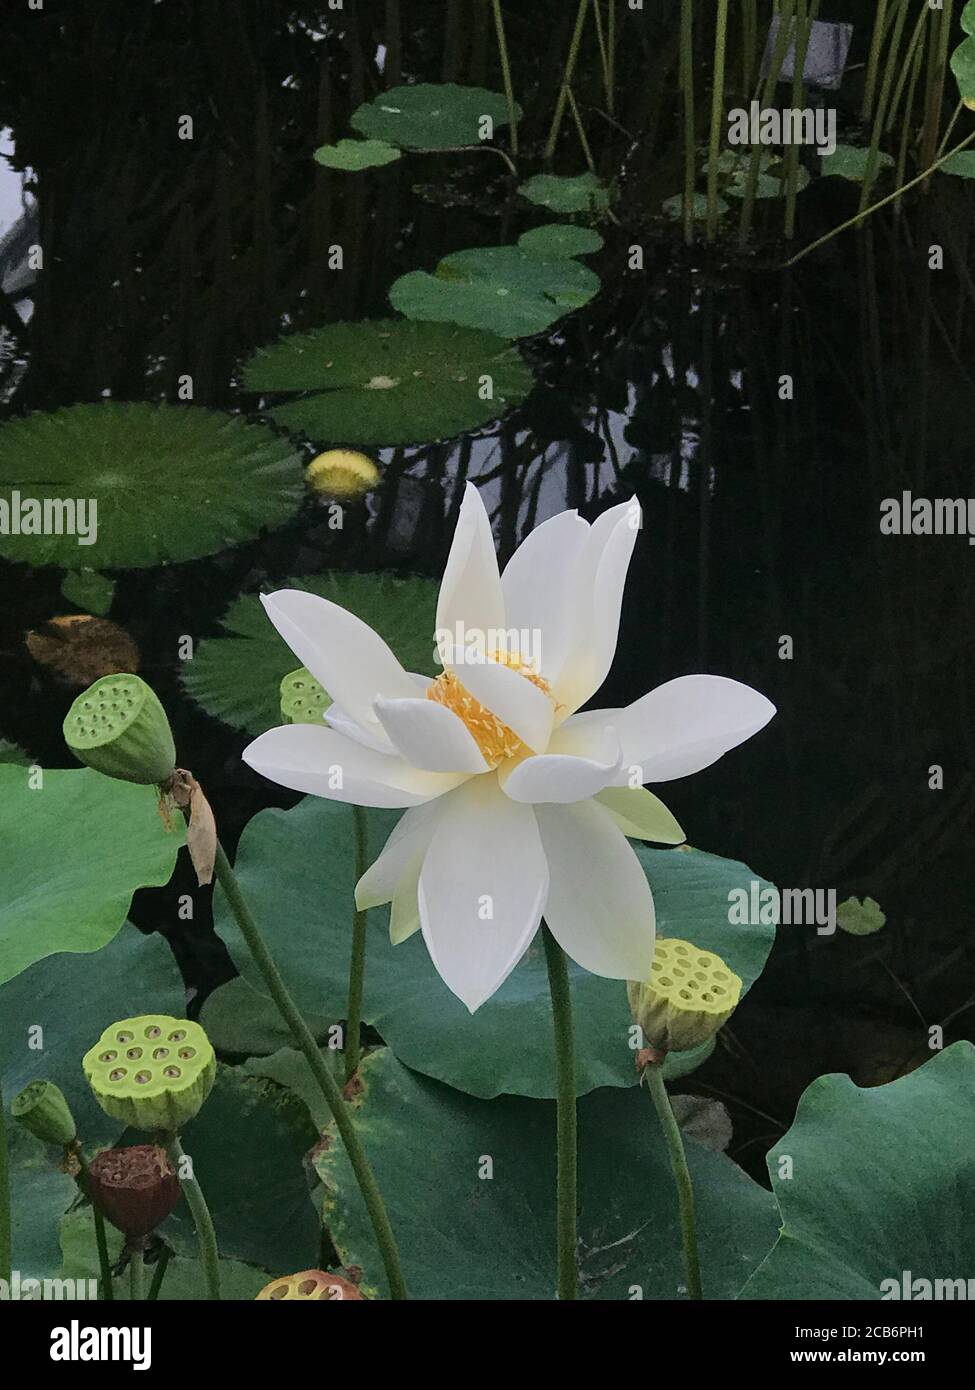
[426, 653, 554, 769]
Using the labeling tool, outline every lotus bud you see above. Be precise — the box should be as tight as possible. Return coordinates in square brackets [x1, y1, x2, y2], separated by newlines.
[279, 667, 331, 725]
[255, 1270, 364, 1301]
[64, 674, 176, 786]
[87, 1145, 180, 1241]
[10, 1080, 77, 1146]
[305, 449, 379, 499]
[83, 1015, 216, 1133]
[628, 939, 741, 1054]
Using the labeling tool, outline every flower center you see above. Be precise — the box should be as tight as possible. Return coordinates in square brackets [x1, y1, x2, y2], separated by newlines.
[426, 653, 554, 769]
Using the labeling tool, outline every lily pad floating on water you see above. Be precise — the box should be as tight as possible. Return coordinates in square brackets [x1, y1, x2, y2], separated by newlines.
[181, 571, 439, 736]
[241, 319, 533, 447]
[349, 83, 520, 150]
[741, 1043, 975, 1299]
[820, 144, 895, 182]
[390, 245, 600, 339]
[662, 192, 730, 221]
[60, 568, 115, 617]
[313, 137, 402, 170]
[0, 767, 184, 984]
[516, 223, 604, 257]
[518, 171, 610, 215]
[212, 796, 777, 1100]
[0, 403, 304, 569]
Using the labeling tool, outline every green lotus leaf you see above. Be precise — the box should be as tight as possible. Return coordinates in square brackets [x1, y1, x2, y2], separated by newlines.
[312, 1049, 779, 1299]
[242, 319, 533, 446]
[212, 797, 777, 1100]
[1, 923, 185, 1278]
[349, 83, 520, 150]
[741, 1043, 975, 1299]
[951, 33, 975, 108]
[820, 144, 895, 182]
[662, 192, 730, 221]
[390, 245, 600, 339]
[0, 738, 29, 764]
[181, 571, 439, 735]
[0, 403, 304, 569]
[0, 767, 184, 984]
[518, 172, 610, 214]
[60, 568, 116, 616]
[200, 976, 333, 1057]
[940, 149, 975, 178]
[517, 223, 604, 257]
[59, 1206, 272, 1300]
[835, 895, 886, 936]
[313, 137, 402, 170]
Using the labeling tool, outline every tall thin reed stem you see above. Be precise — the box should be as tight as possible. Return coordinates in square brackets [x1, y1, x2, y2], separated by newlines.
[707, 0, 731, 243]
[490, 0, 519, 158]
[680, 0, 696, 247]
[545, 0, 591, 161]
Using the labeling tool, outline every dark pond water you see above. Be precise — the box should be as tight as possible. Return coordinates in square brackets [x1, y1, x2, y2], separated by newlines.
[2, 0, 974, 1177]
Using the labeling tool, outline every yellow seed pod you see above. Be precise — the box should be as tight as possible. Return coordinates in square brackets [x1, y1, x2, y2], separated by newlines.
[627, 939, 741, 1053]
[255, 1270, 363, 1301]
[306, 450, 379, 499]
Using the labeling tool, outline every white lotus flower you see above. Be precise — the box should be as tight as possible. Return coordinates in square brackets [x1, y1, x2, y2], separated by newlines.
[243, 486, 775, 1012]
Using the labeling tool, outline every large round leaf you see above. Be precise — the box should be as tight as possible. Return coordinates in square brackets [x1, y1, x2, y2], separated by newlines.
[0, 403, 304, 569]
[213, 797, 776, 1099]
[242, 319, 533, 446]
[313, 138, 402, 170]
[741, 1043, 975, 1299]
[349, 83, 519, 150]
[312, 1049, 779, 1299]
[0, 767, 184, 983]
[518, 172, 610, 214]
[517, 223, 604, 258]
[1, 923, 185, 1277]
[181, 571, 439, 735]
[390, 246, 600, 339]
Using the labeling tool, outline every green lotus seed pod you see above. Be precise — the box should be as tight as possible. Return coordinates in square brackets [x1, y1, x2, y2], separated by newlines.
[11, 1080, 77, 1146]
[280, 667, 331, 725]
[83, 1015, 216, 1134]
[627, 939, 742, 1053]
[64, 674, 176, 785]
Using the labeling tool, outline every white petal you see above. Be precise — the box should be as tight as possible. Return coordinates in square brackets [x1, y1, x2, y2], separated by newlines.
[355, 801, 446, 910]
[501, 510, 591, 682]
[436, 484, 505, 669]
[536, 800, 655, 980]
[418, 778, 548, 1012]
[568, 675, 776, 784]
[243, 724, 467, 808]
[262, 590, 417, 738]
[554, 497, 641, 717]
[373, 696, 489, 773]
[500, 726, 621, 804]
[324, 704, 396, 753]
[457, 659, 555, 753]
[594, 786, 685, 844]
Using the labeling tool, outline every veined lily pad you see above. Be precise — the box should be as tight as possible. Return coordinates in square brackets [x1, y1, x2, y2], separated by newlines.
[940, 149, 975, 178]
[312, 1049, 779, 1300]
[820, 144, 894, 182]
[0, 403, 304, 569]
[349, 83, 520, 150]
[212, 797, 777, 1100]
[390, 245, 600, 339]
[313, 138, 402, 170]
[518, 172, 610, 215]
[741, 1043, 975, 1299]
[0, 767, 184, 984]
[517, 223, 604, 257]
[242, 319, 533, 446]
[181, 571, 439, 736]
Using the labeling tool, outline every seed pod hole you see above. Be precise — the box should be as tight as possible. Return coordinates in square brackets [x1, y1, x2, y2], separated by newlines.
[268, 1285, 289, 1301]
[99, 1051, 118, 1063]
[163, 1066, 181, 1079]
[144, 1025, 162, 1039]
[117, 1031, 134, 1043]
[169, 1030, 186, 1042]
[109, 1068, 127, 1082]
[152, 1048, 169, 1060]
[135, 1071, 152, 1084]
[297, 1280, 318, 1296]
[126, 1047, 143, 1060]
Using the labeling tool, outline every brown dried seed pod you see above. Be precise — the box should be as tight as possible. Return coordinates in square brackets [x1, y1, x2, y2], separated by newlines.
[86, 1144, 180, 1240]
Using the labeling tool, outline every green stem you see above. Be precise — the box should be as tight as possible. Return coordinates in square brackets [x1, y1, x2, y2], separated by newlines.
[784, 0, 818, 240]
[129, 1247, 145, 1301]
[545, 0, 591, 161]
[707, 0, 730, 243]
[0, 1088, 11, 1290]
[345, 805, 369, 1081]
[542, 926, 577, 1300]
[680, 0, 696, 248]
[738, 0, 796, 246]
[859, 0, 909, 214]
[213, 841, 408, 1300]
[75, 1155, 114, 1301]
[862, 0, 891, 121]
[165, 1134, 221, 1301]
[566, 85, 597, 174]
[786, 128, 975, 266]
[147, 1244, 171, 1301]
[490, 0, 519, 158]
[644, 1063, 703, 1300]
